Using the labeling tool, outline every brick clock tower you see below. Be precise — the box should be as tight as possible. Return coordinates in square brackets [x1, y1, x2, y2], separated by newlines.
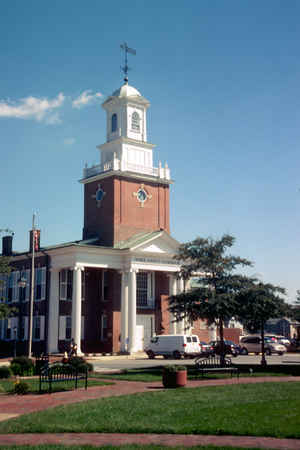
[81, 81, 172, 247]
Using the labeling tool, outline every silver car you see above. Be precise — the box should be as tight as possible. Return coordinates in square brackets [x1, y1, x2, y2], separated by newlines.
[240, 335, 286, 355]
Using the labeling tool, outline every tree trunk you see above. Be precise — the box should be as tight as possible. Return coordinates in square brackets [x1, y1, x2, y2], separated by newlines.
[260, 321, 267, 367]
[219, 319, 225, 366]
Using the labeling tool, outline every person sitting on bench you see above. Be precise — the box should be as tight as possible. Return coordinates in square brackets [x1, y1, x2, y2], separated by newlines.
[69, 339, 78, 357]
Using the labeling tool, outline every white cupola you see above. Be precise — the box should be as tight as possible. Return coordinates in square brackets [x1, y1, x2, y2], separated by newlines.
[81, 81, 171, 183]
[102, 82, 150, 143]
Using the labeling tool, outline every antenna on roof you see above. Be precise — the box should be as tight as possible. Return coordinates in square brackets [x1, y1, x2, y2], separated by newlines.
[120, 42, 136, 84]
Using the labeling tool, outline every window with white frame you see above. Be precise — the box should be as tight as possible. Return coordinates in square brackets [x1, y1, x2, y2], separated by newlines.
[59, 269, 73, 300]
[20, 317, 26, 340]
[33, 316, 44, 341]
[111, 113, 117, 133]
[33, 316, 41, 340]
[35, 267, 46, 301]
[100, 314, 108, 341]
[5, 318, 11, 339]
[66, 316, 72, 340]
[101, 270, 109, 301]
[81, 271, 85, 301]
[136, 272, 155, 308]
[7, 273, 13, 303]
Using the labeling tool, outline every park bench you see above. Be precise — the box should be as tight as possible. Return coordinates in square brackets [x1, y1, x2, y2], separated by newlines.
[39, 362, 88, 393]
[195, 355, 239, 379]
[35, 354, 50, 374]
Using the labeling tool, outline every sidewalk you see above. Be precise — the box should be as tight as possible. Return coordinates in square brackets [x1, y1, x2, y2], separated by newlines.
[0, 376, 300, 448]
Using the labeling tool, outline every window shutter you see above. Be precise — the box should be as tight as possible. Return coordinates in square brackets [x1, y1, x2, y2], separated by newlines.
[59, 316, 66, 340]
[25, 270, 30, 301]
[41, 267, 46, 300]
[24, 317, 28, 340]
[0, 319, 3, 339]
[12, 271, 19, 302]
[40, 316, 45, 340]
[81, 316, 84, 339]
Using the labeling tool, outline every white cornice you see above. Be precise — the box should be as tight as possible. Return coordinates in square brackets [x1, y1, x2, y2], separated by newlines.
[98, 137, 156, 151]
[79, 170, 173, 185]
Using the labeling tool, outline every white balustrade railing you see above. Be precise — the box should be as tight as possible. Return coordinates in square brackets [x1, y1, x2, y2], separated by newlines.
[83, 159, 170, 180]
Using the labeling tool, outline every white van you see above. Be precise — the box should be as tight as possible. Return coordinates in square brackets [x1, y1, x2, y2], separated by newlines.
[145, 334, 201, 359]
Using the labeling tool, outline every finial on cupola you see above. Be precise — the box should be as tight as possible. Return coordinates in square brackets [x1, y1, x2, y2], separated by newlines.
[120, 42, 136, 84]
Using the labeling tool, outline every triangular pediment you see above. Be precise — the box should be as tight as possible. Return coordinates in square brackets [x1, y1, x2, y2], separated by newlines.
[131, 231, 180, 256]
[114, 230, 180, 257]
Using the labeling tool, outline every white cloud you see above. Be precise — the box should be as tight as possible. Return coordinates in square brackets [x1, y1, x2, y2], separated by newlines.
[64, 137, 76, 146]
[72, 90, 102, 109]
[0, 93, 65, 124]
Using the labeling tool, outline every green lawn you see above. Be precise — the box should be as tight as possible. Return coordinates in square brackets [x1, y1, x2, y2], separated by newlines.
[0, 382, 299, 438]
[91, 364, 299, 383]
[0, 378, 112, 394]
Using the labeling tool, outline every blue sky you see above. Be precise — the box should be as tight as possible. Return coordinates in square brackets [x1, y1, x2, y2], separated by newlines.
[1, 1, 300, 301]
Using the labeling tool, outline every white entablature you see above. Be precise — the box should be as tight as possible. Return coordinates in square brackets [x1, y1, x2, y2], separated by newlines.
[81, 81, 171, 183]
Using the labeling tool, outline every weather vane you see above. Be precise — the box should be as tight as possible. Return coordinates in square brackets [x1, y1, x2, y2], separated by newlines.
[120, 42, 136, 83]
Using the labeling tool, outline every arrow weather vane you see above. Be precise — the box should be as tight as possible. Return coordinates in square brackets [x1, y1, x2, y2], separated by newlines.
[120, 42, 136, 83]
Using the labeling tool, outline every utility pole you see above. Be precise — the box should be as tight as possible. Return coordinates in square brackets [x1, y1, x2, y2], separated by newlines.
[28, 214, 36, 358]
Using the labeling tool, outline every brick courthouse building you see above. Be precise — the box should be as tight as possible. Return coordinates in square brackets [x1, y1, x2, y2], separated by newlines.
[0, 79, 241, 356]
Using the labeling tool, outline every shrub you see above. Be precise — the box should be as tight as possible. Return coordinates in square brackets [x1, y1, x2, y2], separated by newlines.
[67, 356, 93, 373]
[13, 380, 29, 395]
[163, 365, 187, 373]
[10, 363, 22, 376]
[0, 366, 11, 379]
[10, 356, 34, 376]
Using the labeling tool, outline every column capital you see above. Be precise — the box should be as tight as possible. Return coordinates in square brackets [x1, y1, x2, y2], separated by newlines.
[166, 272, 179, 279]
[74, 265, 84, 272]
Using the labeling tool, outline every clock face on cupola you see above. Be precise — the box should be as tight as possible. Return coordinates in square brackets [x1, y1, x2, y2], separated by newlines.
[81, 62, 172, 246]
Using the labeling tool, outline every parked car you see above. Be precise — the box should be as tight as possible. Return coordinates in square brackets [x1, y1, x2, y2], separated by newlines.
[199, 341, 214, 356]
[145, 334, 201, 359]
[275, 336, 291, 348]
[209, 340, 240, 357]
[239, 335, 287, 355]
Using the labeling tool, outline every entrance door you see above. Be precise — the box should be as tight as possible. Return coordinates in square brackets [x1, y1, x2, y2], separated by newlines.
[136, 314, 155, 349]
[135, 325, 144, 351]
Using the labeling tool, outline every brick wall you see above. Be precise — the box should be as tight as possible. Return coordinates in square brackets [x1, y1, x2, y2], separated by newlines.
[83, 175, 170, 246]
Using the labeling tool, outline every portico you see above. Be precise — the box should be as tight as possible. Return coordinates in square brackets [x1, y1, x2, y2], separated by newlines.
[46, 230, 183, 355]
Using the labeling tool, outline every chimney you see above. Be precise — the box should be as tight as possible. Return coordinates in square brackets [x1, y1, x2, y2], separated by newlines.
[29, 229, 41, 253]
[2, 235, 13, 256]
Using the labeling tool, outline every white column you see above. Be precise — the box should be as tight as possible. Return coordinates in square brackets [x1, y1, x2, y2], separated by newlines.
[177, 278, 185, 335]
[209, 324, 217, 341]
[169, 274, 177, 334]
[72, 265, 84, 355]
[120, 271, 129, 352]
[48, 268, 59, 354]
[128, 269, 137, 354]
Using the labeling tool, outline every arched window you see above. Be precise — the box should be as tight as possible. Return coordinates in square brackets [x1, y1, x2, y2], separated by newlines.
[111, 113, 117, 133]
[131, 111, 140, 132]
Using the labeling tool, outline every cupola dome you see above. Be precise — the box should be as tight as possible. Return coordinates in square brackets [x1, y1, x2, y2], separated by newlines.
[111, 82, 141, 98]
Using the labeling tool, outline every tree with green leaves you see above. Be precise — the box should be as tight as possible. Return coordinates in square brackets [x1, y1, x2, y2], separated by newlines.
[288, 290, 300, 325]
[236, 282, 286, 366]
[0, 255, 17, 319]
[169, 234, 253, 364]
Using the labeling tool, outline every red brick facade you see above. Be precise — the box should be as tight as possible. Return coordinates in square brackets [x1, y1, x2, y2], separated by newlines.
[83, 175, 170, 246]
